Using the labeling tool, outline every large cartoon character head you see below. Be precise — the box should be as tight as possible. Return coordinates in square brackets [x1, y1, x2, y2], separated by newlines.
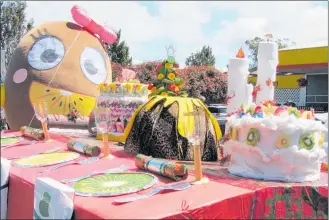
[4, 21, 113, 130]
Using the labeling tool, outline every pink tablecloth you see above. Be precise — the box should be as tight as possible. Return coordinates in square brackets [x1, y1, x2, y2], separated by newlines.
[2, 131, 328, 219]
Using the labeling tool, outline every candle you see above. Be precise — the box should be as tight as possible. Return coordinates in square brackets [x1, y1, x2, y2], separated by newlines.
[256, 42, 279, 105]
[227, 48, 252, 114]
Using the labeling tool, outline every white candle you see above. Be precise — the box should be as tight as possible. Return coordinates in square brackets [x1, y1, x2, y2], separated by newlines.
[256, 42, 279, 105]
[227, 48, 252, 114]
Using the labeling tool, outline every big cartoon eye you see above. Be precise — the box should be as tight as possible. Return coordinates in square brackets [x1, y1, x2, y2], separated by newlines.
[27, 36, 65, 70]
[80, 47, 107, 84]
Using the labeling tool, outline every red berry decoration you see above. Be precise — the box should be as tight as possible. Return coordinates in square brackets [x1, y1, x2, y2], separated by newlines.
[254, 106, 262, 113]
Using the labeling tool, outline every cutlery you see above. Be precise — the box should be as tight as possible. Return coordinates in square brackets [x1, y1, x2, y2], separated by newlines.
[6, 147, 62, 160]
[1, 140, 37, 150]
[114, 182, 191, 204]
[39, 157, 99, 173]
[1, 135, 20, 139]
[60, 165, 128, 183]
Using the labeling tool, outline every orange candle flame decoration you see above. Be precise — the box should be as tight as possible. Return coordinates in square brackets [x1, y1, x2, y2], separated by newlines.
[236, 47, 245, 58]
[265, 33, 273, 42]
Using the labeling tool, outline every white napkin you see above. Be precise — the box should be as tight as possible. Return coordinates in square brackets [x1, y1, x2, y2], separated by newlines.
[33, 178, 75, 220]
[1, 157, 11, 220]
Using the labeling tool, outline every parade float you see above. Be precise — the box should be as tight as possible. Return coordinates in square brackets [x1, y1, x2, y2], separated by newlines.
[0, 3, 327, 219]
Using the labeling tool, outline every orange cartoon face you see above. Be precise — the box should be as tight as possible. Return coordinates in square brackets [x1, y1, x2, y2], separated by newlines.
[4, 21, 113, 129]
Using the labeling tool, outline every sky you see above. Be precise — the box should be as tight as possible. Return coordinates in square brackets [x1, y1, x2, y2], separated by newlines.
[25, 1, 328, 70]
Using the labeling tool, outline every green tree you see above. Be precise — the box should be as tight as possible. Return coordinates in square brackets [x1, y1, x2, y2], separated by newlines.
[0, 1, 34, 70]
[245, 36, 296, 68]
[105, 29, 132, 66]
[185, 45, 216, 67]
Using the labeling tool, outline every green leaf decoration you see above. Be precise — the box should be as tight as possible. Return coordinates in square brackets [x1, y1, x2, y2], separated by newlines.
[152, 81, 162, 86]
[167, 91, 178, 96]
[167, 56, 175, 63]
[155, 87, 166, 95]
[173, 78, 183, 85]
[162, 79, 175, 84]
[160, 67, 166, 74]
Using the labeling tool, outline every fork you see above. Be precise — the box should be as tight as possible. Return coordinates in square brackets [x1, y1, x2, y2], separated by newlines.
[1, 140, 37, 150]
[39, 157, 99, 173]
[60, 165, 128, 183]
[113, 182, 191, 204]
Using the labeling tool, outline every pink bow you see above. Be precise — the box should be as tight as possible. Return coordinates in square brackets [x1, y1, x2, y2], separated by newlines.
[71, 5, 117, 44]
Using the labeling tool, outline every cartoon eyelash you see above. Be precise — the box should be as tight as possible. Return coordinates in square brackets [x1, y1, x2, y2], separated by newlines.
[30, 28, 51, 42]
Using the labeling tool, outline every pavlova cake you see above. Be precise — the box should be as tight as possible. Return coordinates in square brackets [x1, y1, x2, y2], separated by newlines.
[224, 36, 327, 182]
[225, 104, 327, 182]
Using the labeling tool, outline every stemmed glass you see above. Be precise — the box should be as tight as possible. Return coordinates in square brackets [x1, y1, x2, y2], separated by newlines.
[94, 99, 111, 157]
[184, 108, 208, 184]
[33, 101, 50, 140]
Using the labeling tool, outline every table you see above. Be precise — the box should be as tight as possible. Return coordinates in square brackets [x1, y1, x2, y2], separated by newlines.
[2, 131, 328, 219]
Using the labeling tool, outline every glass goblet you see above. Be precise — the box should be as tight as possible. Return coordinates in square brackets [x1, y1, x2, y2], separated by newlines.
[33, 101, 48, 122]
[94, 104, 111, 157]
[33, 101, 50, 140]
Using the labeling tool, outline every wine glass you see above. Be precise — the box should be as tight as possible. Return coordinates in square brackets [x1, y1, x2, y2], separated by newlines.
[184, 108, 208, 184]
[33, 101, 50, 140]
[94, 104, 110, 134]
[94, 98, 111, 157]
[33, 101, 48, 122]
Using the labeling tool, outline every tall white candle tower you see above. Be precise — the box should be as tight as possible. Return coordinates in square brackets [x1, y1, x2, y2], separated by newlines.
[227, 48, 253, 114]
[255, 40, 279, 105]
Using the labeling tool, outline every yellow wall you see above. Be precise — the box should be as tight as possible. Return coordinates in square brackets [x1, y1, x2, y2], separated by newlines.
[279, 46, 328, 66]
[248, 74, 304, 89]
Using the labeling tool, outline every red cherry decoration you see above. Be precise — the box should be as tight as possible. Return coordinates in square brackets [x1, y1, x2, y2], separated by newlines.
[254, 106, 262, 113]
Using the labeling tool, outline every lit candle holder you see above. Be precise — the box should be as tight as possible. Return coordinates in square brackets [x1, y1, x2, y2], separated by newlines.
[33, 101, 50, 141]
[184, 110, 209, 185]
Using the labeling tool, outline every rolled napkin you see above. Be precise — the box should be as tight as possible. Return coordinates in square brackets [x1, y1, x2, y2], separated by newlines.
[67, 140, 101, 157]
[135, 154, 188, 181]
[20, 126, 44, 141]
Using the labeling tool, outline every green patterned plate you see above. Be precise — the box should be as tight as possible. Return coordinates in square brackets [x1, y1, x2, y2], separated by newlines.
[73, 172, 158, 197]
[1, 137, 22, 147]
[13, 152, 80, 168]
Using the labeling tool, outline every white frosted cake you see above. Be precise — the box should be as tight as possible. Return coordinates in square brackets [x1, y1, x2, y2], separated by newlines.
[225, 105, 327, 182]
[224, 38, 327, 182]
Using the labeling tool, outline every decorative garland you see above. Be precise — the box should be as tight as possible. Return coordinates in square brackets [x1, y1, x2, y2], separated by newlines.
[297, 78, 308, 88]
